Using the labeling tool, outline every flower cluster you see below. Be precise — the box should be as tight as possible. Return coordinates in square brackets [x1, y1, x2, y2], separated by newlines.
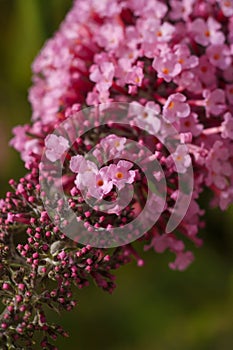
[2, 0, 233, 348]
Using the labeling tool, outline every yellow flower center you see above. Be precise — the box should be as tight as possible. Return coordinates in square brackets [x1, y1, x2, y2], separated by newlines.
[168, 101, 175, 110]
[97, 179, 104, 187]
[162, 67, 169, 74]
[116, 172, 123, 179]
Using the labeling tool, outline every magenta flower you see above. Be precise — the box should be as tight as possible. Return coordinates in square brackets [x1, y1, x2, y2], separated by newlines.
[163, 93, 190, 122]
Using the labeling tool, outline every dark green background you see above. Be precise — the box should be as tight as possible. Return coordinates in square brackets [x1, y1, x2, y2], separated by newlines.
[0, 1, 233, 349]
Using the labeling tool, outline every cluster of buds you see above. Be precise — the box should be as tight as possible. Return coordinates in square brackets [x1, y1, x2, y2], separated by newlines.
[1, 0, 233, 348]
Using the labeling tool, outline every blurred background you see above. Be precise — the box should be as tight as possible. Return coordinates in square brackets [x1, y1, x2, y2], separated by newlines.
[0, 1, 233, 349]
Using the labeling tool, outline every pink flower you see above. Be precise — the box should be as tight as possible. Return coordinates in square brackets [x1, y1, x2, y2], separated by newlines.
[71, 156, 113, 199]
[189, 17, 225, 46]
[217, 0, 233, 17]
[174, 71, 202, 94]
[154, 22, 175, 42]
[70, 155, 86, 173]
[203, 89, 226, 117]
[169, 0, 194, 20]
[88, 167, 113, 199]
[168, 145, 192, 174]
[10, 125, 30, 152]
[163, 93, 190, 122]
[74, 159, 98, 190]
[126, 65, 144, 86]
[91, 0, 124, 17]
[130, 101, 161, 134]
[180, 113, 203, 137]
[106, 160, 136, 190]
[152, 52, 182, 82]
[169, 251, 194, 271]
[97, 135, 127, 160]
[174, 44, 199, 70]
[225, 84, 233, 104]
[90, 62, 115, 93]
[205, 141, 232, 190]
[45, 134, 69, 162]
[195, 55, 217, 88]
[95, 22, 124, 51]
[222, 112, 233, 139]
[206, 44, 231, 70]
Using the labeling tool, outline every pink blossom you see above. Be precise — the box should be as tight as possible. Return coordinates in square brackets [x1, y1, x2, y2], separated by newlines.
[222, 112, 233, 139]
[130, 101, 161, 134]
[145, 233, 184, 254]
[205, 141, 232, 190]
[189, 17, 225, 46]
[10, 125, 30, 152]
[106, 160, 136, 190]
[174, 71, 202, 94]
[74, 159, 98, 190]
[206, 44, 231, 70]
[91, 0, 124, 17]
[217, 0, 233, 17]
[203, 89, 226, 117]
[154, 22, 175, 43]
[180, 113, 203, 137]
[126, 65, 144, 86]
[152, 53, 182, 82]
[174, 44, 199, 70]
[95, 22, 124, 51]
[168, 145, 192, 174]
[45, 134, 69, 162]
[129, 0, 168, 19]
[169, 0, 194, 20]
[195, 55, 217, 88]
[70, 155, 86, 173]
[163, 93, 190, 122]
[88, 167, 113, 199]
[90, 62, 115, 93]
[95, 135, 127, 161]
[225, 84, 233, 104]
[169, 251, 194, 271]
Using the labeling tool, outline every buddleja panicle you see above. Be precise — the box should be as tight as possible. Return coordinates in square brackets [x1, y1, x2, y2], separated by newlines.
[1, 0, 233, 348]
